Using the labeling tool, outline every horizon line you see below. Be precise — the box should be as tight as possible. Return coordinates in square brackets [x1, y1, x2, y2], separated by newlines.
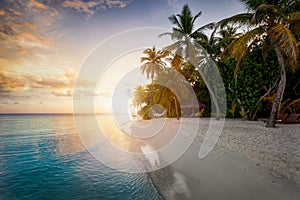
[0, 112, 112, 115]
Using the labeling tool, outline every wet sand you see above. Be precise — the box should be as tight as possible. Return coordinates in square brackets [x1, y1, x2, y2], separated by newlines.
[132, 118, 300, 200]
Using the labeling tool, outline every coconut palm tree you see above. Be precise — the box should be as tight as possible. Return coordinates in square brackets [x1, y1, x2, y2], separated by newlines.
[152, 83, 175, 117]
[140, 46, 168, 106]
[132, 85, 148, 111]
[216, 0, 299, 127]
[154, 68, 194, 119]
[160, 4, 223, 119]
[214, 25, 242, 57]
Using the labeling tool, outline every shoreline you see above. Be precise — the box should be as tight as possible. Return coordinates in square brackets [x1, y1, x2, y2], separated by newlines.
[135, 118, 300, 200]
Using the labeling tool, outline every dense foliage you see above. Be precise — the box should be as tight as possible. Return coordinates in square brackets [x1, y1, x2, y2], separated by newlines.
[132, 2, 300, 124]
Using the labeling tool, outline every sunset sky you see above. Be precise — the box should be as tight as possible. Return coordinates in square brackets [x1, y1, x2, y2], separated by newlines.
[0, 0, 245, 113]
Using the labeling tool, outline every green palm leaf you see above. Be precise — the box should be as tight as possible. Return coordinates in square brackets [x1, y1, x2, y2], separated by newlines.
[268, 23, 299, 71]
[216, 13, 253, 29]
[222, 26, 264, 61]
[251, 4, 280, 24]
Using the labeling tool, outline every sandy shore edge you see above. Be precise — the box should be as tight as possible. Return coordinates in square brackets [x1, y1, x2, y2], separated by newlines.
[138, 118, 300, 200]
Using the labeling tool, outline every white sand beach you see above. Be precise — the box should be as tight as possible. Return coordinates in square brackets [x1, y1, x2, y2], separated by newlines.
[131, 118, 300, 200]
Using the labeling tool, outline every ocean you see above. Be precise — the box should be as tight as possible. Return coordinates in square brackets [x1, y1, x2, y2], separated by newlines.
[0, 114, 163, 200]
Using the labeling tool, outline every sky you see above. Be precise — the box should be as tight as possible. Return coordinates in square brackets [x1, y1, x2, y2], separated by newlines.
[0, 0, 245, 113]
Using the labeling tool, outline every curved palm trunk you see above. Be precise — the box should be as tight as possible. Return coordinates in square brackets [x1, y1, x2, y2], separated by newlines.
[266, 44, 286, 128]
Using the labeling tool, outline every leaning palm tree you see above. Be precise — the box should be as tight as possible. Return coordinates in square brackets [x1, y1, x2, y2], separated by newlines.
[140, 46, 168, 106]
[216, 0, 299, 127]
[160, 4, 223, 119]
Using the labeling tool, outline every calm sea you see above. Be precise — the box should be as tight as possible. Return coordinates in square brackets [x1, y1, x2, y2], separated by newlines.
[0, 114, 163, 200]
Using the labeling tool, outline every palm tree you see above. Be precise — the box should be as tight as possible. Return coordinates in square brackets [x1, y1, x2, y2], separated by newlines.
[214, 25, 242, 57]
[152, 83, 175, 117]
[132, 85, 148, 111]
[216, 0, 299, 127]
[160, 4, 223, 119]
[140, 46, 168, 107]
[154, 68, 195, 119]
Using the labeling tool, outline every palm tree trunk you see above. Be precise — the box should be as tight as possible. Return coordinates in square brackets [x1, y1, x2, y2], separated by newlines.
[150, 73, 154, 107]
[266, 44, 286, 128]
[174, 97, 179, 120]
[150, 82, 153, 107]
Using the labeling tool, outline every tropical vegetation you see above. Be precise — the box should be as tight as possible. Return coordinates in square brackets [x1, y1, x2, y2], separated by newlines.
[132, 1, 300, 127]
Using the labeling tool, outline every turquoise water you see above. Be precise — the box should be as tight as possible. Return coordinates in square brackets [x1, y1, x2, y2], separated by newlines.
[0, 114, 163, 200]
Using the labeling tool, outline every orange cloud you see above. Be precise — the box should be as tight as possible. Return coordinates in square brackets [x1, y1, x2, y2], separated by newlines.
[0, 72, 27, 93]
[62, 0, 99, 15]
[31, 73, 74, 89]
[51, 89, 73, 97]
[0, 69, 75, 94]
[17, 47, 27, 54]
[13, 10, 22, 16]
[24, 22, 37, 29]
[0, 9, 5, 15]
[30, 0, 49, 10]
[16, 32, 51, 49]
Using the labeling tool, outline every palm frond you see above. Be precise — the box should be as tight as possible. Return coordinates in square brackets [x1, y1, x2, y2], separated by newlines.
[162, 41, 184, 54]
[192, 11, 202, 25]
[284, 11, 300, 36]
[221, 26, 264, 61]
[216, 13, 253, 29]
[159, 30, 184, 40]
[235, 38, 259, 77]
[159, 32, 172, 38]
[177, 4, 194, 34]
[192, 22, 215, 36]
[140, 57, 151, 62]
[140, 63, 150, 78]
[289, 21, 300, 37]
[285, 11, 300, 22]
[237, 0, 265, 11]
[280, 98, 300, 113]
[251, 4, 280, 24]
[268, 23, 299, 71]
[168, 15, 184, 33]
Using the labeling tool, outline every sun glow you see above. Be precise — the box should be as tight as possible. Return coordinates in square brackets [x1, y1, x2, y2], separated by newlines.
[94, 50, 149, 114]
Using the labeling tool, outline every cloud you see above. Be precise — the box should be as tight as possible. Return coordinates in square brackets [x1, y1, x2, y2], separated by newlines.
[51, 89, 99, 98]
[0, 0, 131, 58]
[62, 0, 99, 15]
[62, 0, 132, 16]
[0, 67, 96, 100]
[0, 1, 56, 58]
[0, 72, 27, 93]
[166, 0, 179, 7]
[73, 90, 99, 98]
[29, 70, 76, 89]
[51, 89, 73, 97]
[16, 32, 51, 50]
[30, 0, 49, 10]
